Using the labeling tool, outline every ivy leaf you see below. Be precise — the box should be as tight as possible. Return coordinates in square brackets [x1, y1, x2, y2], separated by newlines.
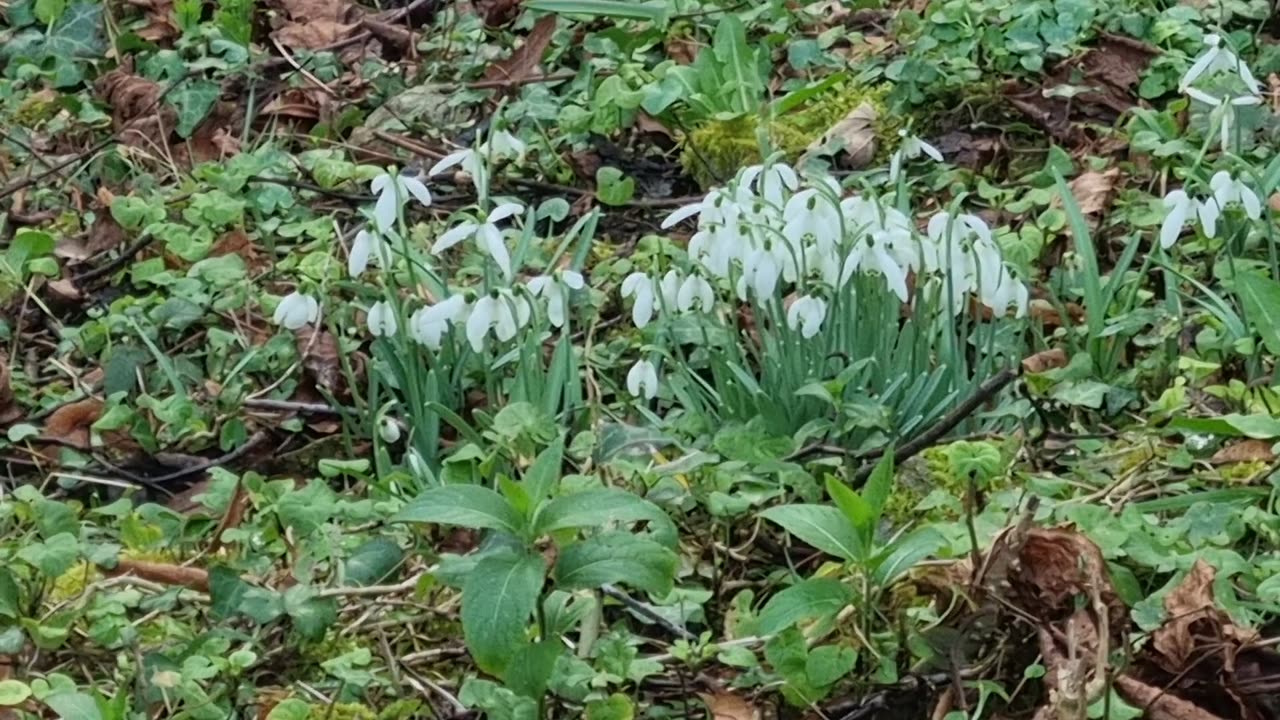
[461, 551, 546, 675]
[166, 79, 220, 138]
[595, 167, 635, 206]
[42, 691, 102, 720]
[284, 586, 337, 642]
[17, 533, 80, 578]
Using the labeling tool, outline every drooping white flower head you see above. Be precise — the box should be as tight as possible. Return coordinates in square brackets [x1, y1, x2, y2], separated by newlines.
[430, 148, 483, 178]
[626, 359, 659, 400]
[527, 270, 585, 328]
[621, 272, 657, 328]
[366, 301, 398, 337]
[465, 289, 531, 352]
[371, 171, 432, 232]
[658, 270, 681, 313]
[432, 202, 525, 280]
[889, 129, 944, 182]
[409, 295, 469, 350]
[783, 188, 842, 256]
[1180, 34, 1261, 96]
[273, 292, 319, 329]
[1159, 189, 1197, 249]
[786, 295, 828, 338]
[1209, 170, 1262, 220]
[1184, 87, 1263, 150]
[349, 229, 386, 277]
[676, 273, 715, 314]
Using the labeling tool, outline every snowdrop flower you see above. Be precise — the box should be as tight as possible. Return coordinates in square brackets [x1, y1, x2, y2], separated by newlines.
[841, 236, 910, 301]
[486, 130, 526, 163]
[371, 171, 431, 233]
[889, 129, 944, 182]
[409, 295, 468, 350]
[783, 189, 842, 256]
[1185, 87, 1263, 150]
[742, 162, 800, 207]
[349, 229, 386, 277]
[527, 270, 584, 328]
[379, 416, 402, 443]
[466, 289, 531, 352]
[432, 203, 525, 280]
[1158, 189, 1227, 248]
[978, 267, 1029, 319]
[626, 359, 659, 400]
[273, 292, 318, 329]
[676, 273, 715, 313]
[1209, 170, 1263, 221]
[366, 301, 398, 337]
[655, 270, 681, 314]
[621, 273, 657, 328]
[786, 295, 828, 338]
[1180, 34, 1261, 96]
[430, 147, 482, 178]
[740, 244, 783, 300]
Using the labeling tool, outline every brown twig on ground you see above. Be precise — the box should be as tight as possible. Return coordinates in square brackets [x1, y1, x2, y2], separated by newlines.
[141, 431, 270, 485]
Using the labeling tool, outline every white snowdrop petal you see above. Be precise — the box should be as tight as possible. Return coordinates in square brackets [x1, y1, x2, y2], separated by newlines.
[349, 231, 372, 277]
[1197, 200, 1220, 238]
[479, 224, 512, 279]
[561, 271, 585, 290]
[371, 174, 393, 194]
[400, 176, 432, 207]
[429, 151, 468, 177]
[1160, 200, 1189, 250]
[433, 223, 477, 254]
[1241, 186, 1262, 219]
[918, 139, 944, 162]
[661, 203, 703, 229]
[374, 186, 399, 232]
[466, 298, 494, 351]
[487, 202, 525, 224]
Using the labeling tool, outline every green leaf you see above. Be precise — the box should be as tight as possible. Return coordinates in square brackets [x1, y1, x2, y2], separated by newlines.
[553, 532, 677, 596]
[1170, 414, 1280, 439]
[524, 436, 565, 501]
[0, 680, 32, 706]
[462, 552, 546, 675]
[524, 0, 665, 21]
[394, 485, 523, 535]
[757, 578, 852, 635]
[871, 527, 946, 586]
[861, 452, 894, 523]
[825, 477, 873, 540]
[759, 505, 861, 562]
[595, 167, 635, 206]
[265, 698, 311, 720]
[166, 79, 220, 138]
[504, 640, 562, 699]
[284, 586, 337, 642]
[208, 566, 248, 620]
[345, 537, 404, 586]
[805, 644, 856, 687]
[17, 533, 80, 578]
[1235, 272, 1280, 356]
[534, 488, 666, 535]
[0, 570, 21, 619]
[43, 691, 102, 720]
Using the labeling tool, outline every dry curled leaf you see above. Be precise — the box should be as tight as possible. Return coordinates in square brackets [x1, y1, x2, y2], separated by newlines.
[1210, 439, 1275, 465]
[1067, 168, 1121, 216]
[698, 692, 760, 720]
[801, 102, 878, 168]
[41, 398, 105, 448]
[1152, 559, 1257, 673]
[483, 14, 557, 88]
[297, 327, 343, 396]
[1113, 674, 1229, 720]
[1011, 528, 1125, 626]
[0, 355, 21, 425]
[1022, 348, 1069, 374]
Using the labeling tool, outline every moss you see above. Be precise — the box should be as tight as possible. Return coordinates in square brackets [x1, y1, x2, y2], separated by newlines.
[309, 703, 376, 720]
[1219, 460, 1268, 483]
[50, 561, 101, 603]
[679, 83, 906, 189]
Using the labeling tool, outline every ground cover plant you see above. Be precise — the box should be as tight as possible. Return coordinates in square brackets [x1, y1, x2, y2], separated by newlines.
[2, 0, 1280, 717]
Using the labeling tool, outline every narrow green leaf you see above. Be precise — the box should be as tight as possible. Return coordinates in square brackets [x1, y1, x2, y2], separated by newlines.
[393, 485, 523, 535]
[524, 436, 565, 501]
[825, 476, 872, 540]
[871, 527, 945, 586]
[861, 452, 895, 524]
[759, 505, 861, 562]
[524, 0, 665, 20]
[462, 552, 547, 675]
[504, 640, 563, 699]
[757, 578, 852, 635]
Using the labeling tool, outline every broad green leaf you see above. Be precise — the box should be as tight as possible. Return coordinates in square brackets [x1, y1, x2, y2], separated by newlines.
[208, 566, 248, 620]
[1169, 414, 1280, 439]
[265, 698, 311, 720]
[504, 640, 562, 699]
[861, 452, 894, 526]
[394, 485, 523, 535]
[17, 533, 80, 578]
[757, 578, 852, 635]
[871, 527, 946, 586]
[534, 488, 665, 535]
[0, 680, 31, 706]
[43, 691, 102, 720]
[524, 436, 565, 501]
[1235, 272, 1280, 356]
[462, 552, 546, 675]
[345, 537, 404, 586]
[166, 79, 220, 138]
[0, 570, 19, 619]
[553, 532, 677, 596]
[760, 504, 861, 562]
[284, 586, 337, 641]
[805, 644, 856, 687]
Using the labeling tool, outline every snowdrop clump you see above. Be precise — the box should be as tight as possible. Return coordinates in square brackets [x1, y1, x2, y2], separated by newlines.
[618, 160, 1029, 398]
[1159, 170, 1262, 250]
[1179, 34, 1262, 151]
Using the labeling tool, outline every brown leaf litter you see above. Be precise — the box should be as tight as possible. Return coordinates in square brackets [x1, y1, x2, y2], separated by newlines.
[483, 14, 558, 90]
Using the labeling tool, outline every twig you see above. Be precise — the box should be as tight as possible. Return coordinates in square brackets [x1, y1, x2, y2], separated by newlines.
[71, 235, 157, 285]
[141, 431, 270, 485]
[600, 583, 695, 640]
[316, 571, 428, 599]
[270, 38, 340, 98]
[242, 397, 352, 415]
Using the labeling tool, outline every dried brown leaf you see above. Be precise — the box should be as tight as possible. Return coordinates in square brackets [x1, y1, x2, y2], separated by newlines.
[801, 102, 878, 168]
[1022, 348, 1069, 374]
[211, 229, 271, 274]
[273, 20, 357, 49]
[1068, 168, 1121, 216]
[1151, 559, 1257, 673]
[108, 559, 210, 593]
[0, 355, 21, 425]
[483, 15, 557, 87]
[41, 398, 105, 448]
[1011, 528, 1125, 625]
[297, 327, 343, 396]
[1210, 439, 1276, 465]
[698, 692, 760, 720]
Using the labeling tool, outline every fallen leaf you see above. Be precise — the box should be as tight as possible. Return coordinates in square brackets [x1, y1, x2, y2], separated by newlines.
[297, 327, 343, 397]
[1011, 528, 1125, 626]
[800, 102, 878, 168]
[1210, 438, 1276, 464]
[107, 558, 210, 592]
[211, 229, 271, 274]
[1152, 559, 1257, 673]
[41, 398, 105, 448]
[123, 0, 180, 42]
[1022, 348, 1069, 374]
[698, 692, 760, 720]
[1068, 168, 1121, 216]
[483, 14, 557, 88]
[273, 19, 356, 49]
[46, 278, 83, 302]
[1269, 193, 1280, 213]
